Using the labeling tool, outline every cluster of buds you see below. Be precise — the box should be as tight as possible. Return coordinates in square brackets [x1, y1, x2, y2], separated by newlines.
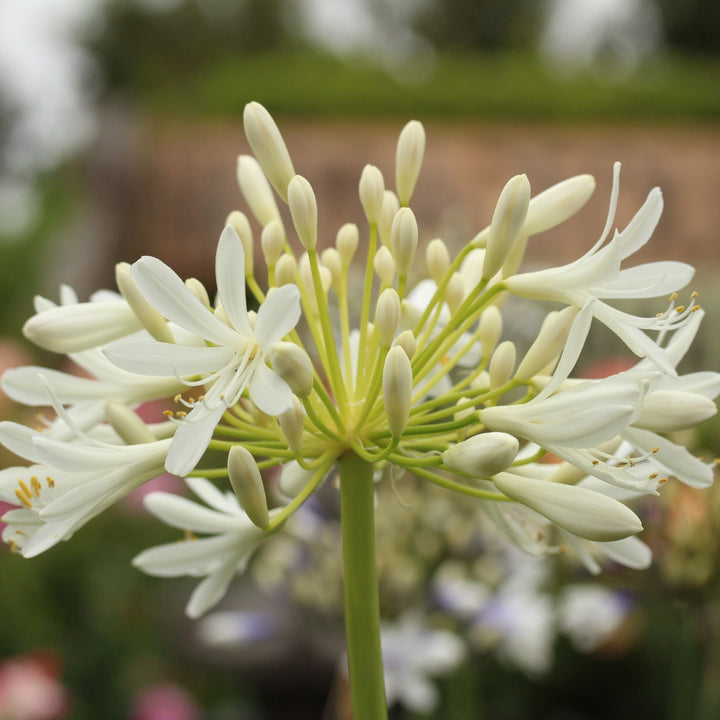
[0, 101, 717, 617]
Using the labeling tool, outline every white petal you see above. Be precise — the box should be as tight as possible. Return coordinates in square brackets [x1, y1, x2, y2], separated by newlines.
[600, 536, 652, 569]
[0, 421, 41, 462]
[133, 534, 237, 576]
[617, 187, 663, 260]
[254, 284, 302, 349]
[2, 366, 119, 405]
[23, 301, 141, 353]
[249, 363, 293, 416]
[21, 518, 78, 558]
[105, 339, 233, 377]
[132, 256, 238, 347]
[143, 491, 244, 534]
[216, 226, 253, 336]
[593, 262, 693, 299]
[186, 477, 241, 515]
[186, 556, 241, 619]
[165, 404, 227, 477]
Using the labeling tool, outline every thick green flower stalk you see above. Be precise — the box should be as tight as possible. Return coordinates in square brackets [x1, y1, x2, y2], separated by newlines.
[1, 101, 718, 717]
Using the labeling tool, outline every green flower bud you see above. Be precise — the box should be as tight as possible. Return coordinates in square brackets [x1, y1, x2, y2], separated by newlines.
[359, 164, 385, 224]
[383, 345, 413, 437]
[396, 119, 425, 206]
[443, 432, 519, 477]
[288, 175, 318, 250]
[270, 341, 314, 397]
[228, 445, 269, 529]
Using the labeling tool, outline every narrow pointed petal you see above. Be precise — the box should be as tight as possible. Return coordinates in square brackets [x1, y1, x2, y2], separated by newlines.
[216, 226, 253, 336]
[254, 285, 302, 349]
[601, 536, 652, 569]
[2, 366, 119, 405]
[133, 534, 238, 576]
[187, 557, 242, 619]
[248, 363, 293, 416]
[165, 404, 227, 477]
[105, 339, 233, 377]
[186, 477, 240, 515]
[593, 262, 694, 299]
[0, 421, 41, 462]
[143, 492, 243, 534]
[132, 256, 237, 347]
[617, 187, 663, 259]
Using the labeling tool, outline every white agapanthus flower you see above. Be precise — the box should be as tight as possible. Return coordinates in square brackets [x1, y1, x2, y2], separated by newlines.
[106, 225, 302, 476]
[133, 477, 271, 619]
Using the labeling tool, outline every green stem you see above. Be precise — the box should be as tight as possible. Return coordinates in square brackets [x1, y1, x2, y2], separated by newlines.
[338, 452, 387, 720]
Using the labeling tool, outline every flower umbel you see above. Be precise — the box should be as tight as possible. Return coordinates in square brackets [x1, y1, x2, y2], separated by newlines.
[1, 101, 717, 719]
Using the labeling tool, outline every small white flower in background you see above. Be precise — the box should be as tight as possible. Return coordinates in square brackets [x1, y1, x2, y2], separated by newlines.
[0, 100, 716, 625]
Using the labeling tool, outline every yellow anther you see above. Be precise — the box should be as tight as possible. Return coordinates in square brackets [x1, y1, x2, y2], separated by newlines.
[183, 529, 198, 542]
[173, 393, 183, 403]
[46, 476, 55, 488]
[655, 312, 664, 318]
[14, 488, 32, 509]
[18, 480, 32, 500]
[8, 539, 18, 554]
[675, 305, 686, 314]
[658, 477, 668, 484]
[670, 292, 678, 301]
[648, 472, 658, 479]
[691, 291, 699, 299]
[176, 411, 187, 419]
[591, 459, 599, 465]
[30, 476, 42, 498]
[163, 410, 174, 417]
[651, 447, 660, 453]
[692, 305, 701, 312]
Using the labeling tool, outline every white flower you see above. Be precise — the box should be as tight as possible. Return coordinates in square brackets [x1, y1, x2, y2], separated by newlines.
[379, 613, 465, 713]
[0, 421, 170, 557]
[504, 165, 695, 374]
[133, 477, 270, 619]
[105, 225, 302, 476]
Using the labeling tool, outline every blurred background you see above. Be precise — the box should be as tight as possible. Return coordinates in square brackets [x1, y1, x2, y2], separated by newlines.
[0, 0, 719, 718]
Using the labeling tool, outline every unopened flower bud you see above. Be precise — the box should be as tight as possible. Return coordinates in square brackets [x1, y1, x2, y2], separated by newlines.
[274, 253, 297, 286]
[336, 223, 359, 265]
[391, 207, 418, 277]
[461, 248, 485, 294]
[383, 345, 413, 437]
[279, 461, 315, 498]
[288, 175, 318, 250]
[483, 174, 531, 280]
[479, 306, 503, 358]
[236, 154, 282, 226]
[394, 329, 416, 359]
[261, 218, 285, 267]
[443, 432, 519, 477]
[636, 391, 717, 433]
[492, 472, 643, 542]
[446, 273, 465, 315]
[185, 277, 211, 308]
[278, 395, 305, 453]
[376, 288, 401, 347]
[523, 174, 596, 237]
[515, 306, 578, 381]
[489, 340, 516, 389]
[378, 190, 399, 246]
[545, 461, 588, 485]
[270, 341, 314, 397]
[243, 102, 295, 201]
[359, 164, 385, 224]
[116, 262, 173, 343]
[426, 239, 450, 284]
[105, 401, 156, 445]
[228, 445, 269, 529]
[321, 247, 342, 291]
[396, 119, 425, 206]
[226, 211, 255, 276]
[453, 396, 476, 441]
[374, 246, 396, 287]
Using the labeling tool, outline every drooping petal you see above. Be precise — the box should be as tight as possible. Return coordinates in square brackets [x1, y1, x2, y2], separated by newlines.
[165, 404, 227, 477]
[592, 261, 694, 299]
[186, 477, 241, 515]
[133, 534, 238, 576]
[143, 492, 244, 534]
[215, 226, 253, 336]
[254, 284, 302, 349]
[186, 556, 243, 619]
[248, 363, 293, 416]
[0, 421, 42, 462]
[132, 256, 238, 347]
[616, 187, 663, 260]
[600, 536, 652, 569]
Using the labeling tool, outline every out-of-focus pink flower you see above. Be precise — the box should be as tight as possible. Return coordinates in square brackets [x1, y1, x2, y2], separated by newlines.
[580, 356, 635, 379]
[0, 339, 33, 415]
[0, 652, 69, 720]
[123, 473, 185, 513]
[131, 683, 201, 720]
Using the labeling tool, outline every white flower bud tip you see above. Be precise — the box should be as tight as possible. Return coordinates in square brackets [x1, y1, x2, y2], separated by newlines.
[523, 174, 596, 237]
[274, 254, 297, 286]
[278, 395, 305, 454]
[261, 218, 285, 266]
[443, 432, 519, 477]
[493, 472, 643, 542]
[321, 247, 342, 290]
[236, 154, 282, 227]
[383, 345, 413, 437]
[378, 190, 399, 246]
[515, 306, 578, 381]
[479, 305, 503, 357]
[288, 175, 318, 250]
[396, 119, 425, 206]
[242, 102, 295, 201]
[373, 246, 396, 286]
[394, 329, 417, 360]
[270, 341, 314, 397]
[426, 238, 450, 284]
[228, 445, 269, 529]
[336, 223, 359, 265]
[489, 340, 516, 390]
[105, 401, 156, 445]
[359, 164, 385, 224]
[483, 174, 531, 280]
[390, 207, 418, 277]
[376, 288, 401, 347]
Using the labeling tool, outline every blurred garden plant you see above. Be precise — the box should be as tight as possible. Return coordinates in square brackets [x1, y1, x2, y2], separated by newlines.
[1, 101, 717, 718]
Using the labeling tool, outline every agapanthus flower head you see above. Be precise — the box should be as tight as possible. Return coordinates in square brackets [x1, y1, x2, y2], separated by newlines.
[1, 101, 716, 620]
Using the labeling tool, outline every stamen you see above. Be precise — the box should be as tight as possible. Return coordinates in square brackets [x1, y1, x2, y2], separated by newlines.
[46, 476, 55, 488]
[14, 488, 32, 509]
[30, 476, 41, 498]
[18, 480, 32, 500]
